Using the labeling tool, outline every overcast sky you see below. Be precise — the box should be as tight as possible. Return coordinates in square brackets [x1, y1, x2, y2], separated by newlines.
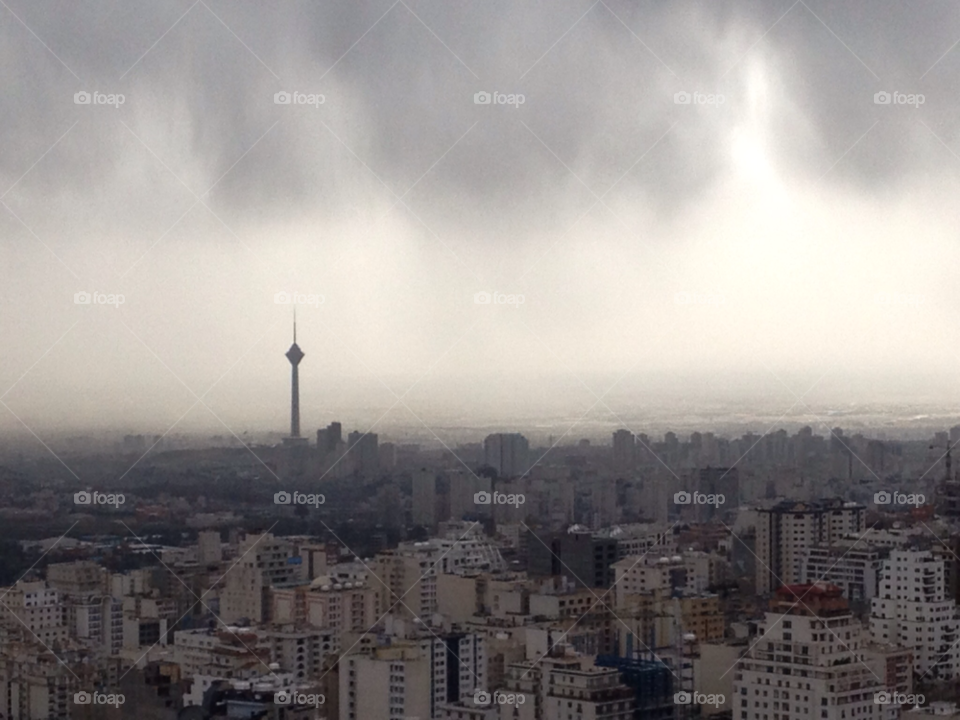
[3, 0, 960, 440]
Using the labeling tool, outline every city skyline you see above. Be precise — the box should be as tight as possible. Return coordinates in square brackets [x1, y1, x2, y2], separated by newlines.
[4, 1, 960, 439]
[5, 3, 960, 719]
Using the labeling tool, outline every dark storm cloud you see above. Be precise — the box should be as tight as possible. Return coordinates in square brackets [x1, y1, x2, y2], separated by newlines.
[3, 0, 960, 227]
[7, 0, 960, 440]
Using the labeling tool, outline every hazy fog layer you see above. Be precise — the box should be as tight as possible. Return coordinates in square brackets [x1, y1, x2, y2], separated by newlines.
[3, 0, 960, 441]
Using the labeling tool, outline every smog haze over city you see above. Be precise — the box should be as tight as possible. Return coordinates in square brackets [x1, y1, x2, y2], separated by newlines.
[4, 0, 960, 446]
[7, 3, 960, 720]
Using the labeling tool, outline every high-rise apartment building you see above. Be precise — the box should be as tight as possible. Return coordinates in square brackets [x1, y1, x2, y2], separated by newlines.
[501, 654, 634, 720]
[262, 626, 338, 681]
[317, 421, 343, 455]
[271, 578, 377, 644]
[340, 632, 485, 720]
[72, 595, 124, 655]
[220, 533, 301, 624]
[528, 528, 619, 588]
[870, 549, 960, 679]
[695, 466, 739, 522]
[369, 548, 438, 620]
[601, 523, 673, 560]
[612, 429, 636, 475]
[483, 433, 530, 479]
[340, 644, 432, 720]
[0, 581, 67, 647]
[448, 471, 492, 520]
[755, 499, 866, 593]
[0, 649, 90, 720]
[174, 627, 270, 679]
[412, 469, 437, 529]
[801, 543, 884, 603]
[734, 583, 884, 720]
[46, 561, 107, 596]
[197, 530, 222, 565]
[347, 431, 380, 477]
[46, 561, 122, 654]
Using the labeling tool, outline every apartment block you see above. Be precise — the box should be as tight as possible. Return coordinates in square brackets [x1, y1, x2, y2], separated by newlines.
[734, 583, 884, 720]
[870, 549, 959, 679]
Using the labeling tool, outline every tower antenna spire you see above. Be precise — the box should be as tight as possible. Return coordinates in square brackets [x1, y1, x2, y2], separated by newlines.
[293, 307, 297, 343]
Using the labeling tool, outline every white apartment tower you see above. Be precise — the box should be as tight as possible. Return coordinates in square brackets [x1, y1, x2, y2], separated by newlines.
[871, 549, 959, 679]
[734, 583, 884, 720]
[0, 581, 67, 647]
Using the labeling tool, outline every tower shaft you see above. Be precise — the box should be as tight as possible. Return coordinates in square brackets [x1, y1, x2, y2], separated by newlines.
[291, 364, 300, 437]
